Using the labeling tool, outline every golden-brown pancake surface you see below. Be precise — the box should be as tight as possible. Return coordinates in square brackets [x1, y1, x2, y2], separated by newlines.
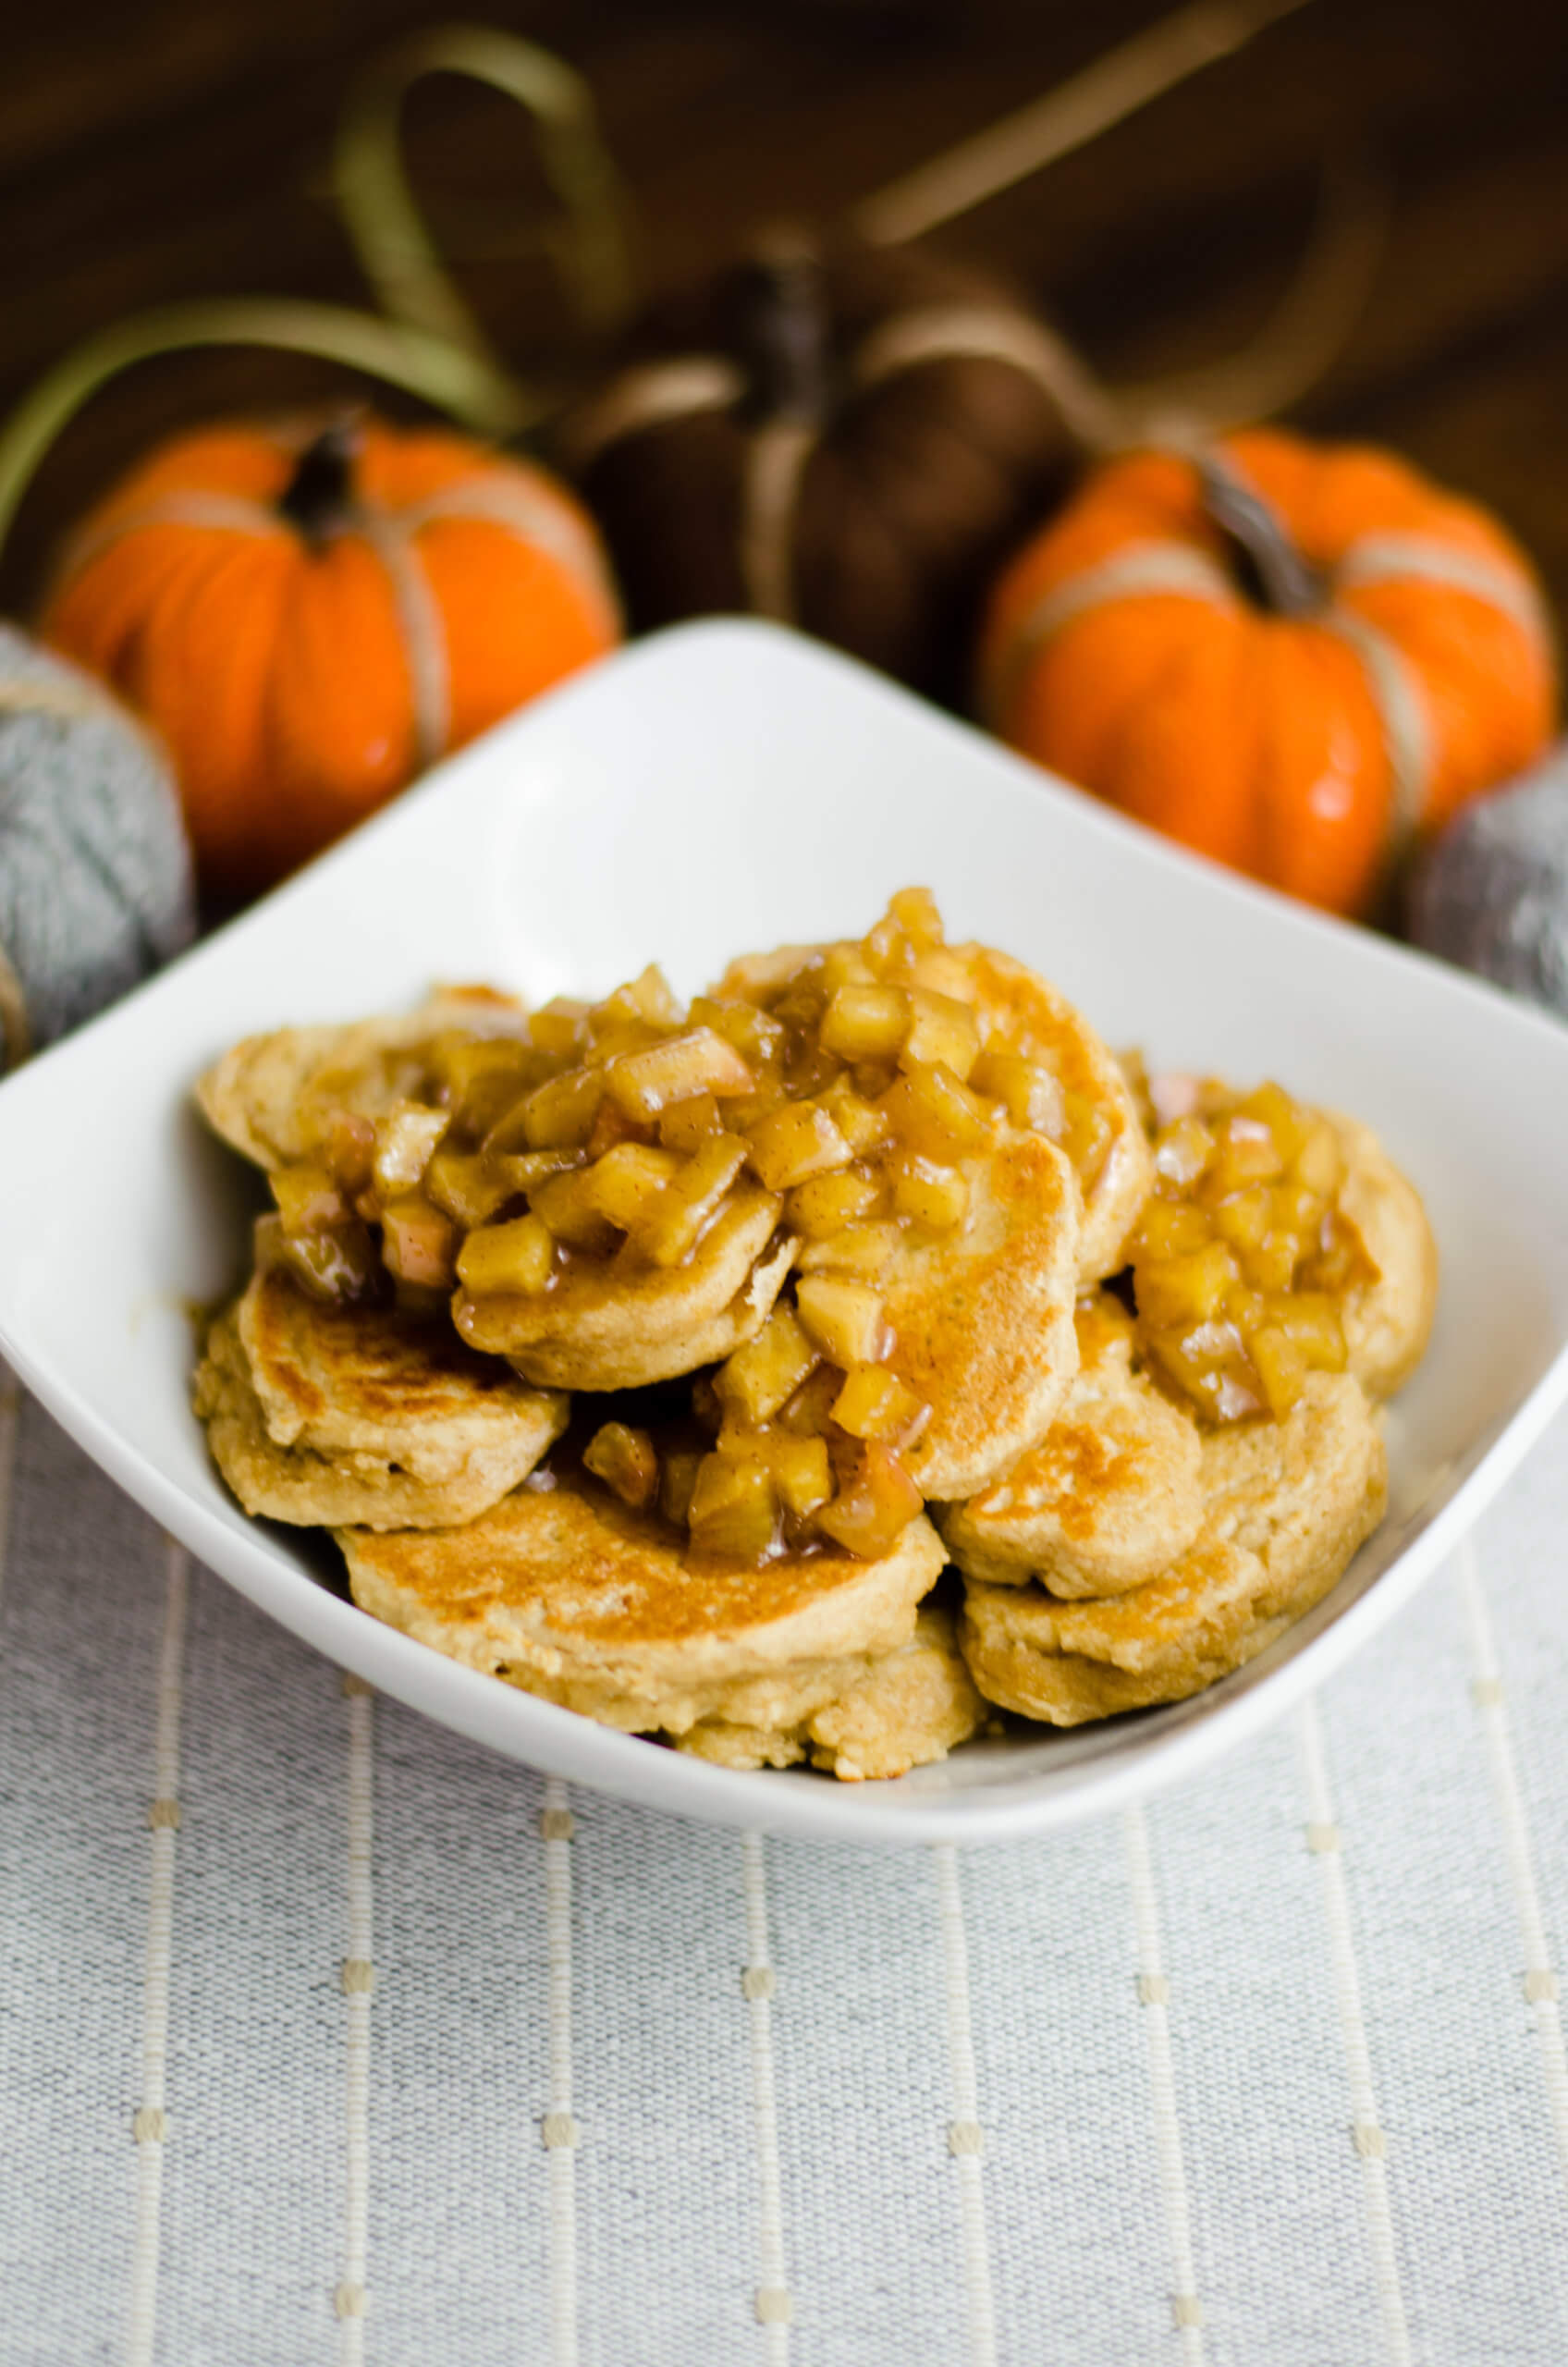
[196, 1291, 568, 1530]
[960, 1371, 1387, 1725]
[942, 942, 1152, 1282]
[676, 1600, 985, 1778]
[937, 1297, 1203, 1598]
[887, 1127, 1082, 1500]
[1333, 1115, 1439, 1400]
[338, 1469, 948, 1737]
[453, 1190, 794, 1390]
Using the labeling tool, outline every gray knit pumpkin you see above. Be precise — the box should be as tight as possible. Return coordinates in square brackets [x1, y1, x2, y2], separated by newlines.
[1409, 746, 1568, 1021]
[0, 625, 194, 1065]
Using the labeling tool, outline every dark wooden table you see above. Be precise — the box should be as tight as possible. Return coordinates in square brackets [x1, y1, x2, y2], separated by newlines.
[4, 0, 1567, 634]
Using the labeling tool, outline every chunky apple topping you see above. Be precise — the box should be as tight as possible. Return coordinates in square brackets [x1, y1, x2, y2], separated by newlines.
[567, 1333, 928, 1566]
[1128, 1079, 1375, 1423]
[250, 891, 1124, 1564]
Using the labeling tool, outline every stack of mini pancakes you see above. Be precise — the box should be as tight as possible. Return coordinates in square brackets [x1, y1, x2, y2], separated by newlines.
[193, 933, 1436, 1784]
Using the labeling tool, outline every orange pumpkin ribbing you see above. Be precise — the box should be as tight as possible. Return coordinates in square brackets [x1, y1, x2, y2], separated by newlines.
[976, 426, 1558, 919]
[42, 416, 622, 903]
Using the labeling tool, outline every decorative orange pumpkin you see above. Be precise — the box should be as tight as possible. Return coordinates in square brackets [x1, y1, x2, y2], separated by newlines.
[42, 413, 621, 901]
[975, 428, 1558, 917]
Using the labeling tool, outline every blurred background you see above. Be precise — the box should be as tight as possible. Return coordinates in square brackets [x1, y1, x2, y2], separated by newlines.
[4, 0, 1566, 625]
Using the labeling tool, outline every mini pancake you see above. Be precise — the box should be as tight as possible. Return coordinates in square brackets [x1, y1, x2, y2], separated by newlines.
[1333, 1114, 1439, 1400]
[676, 1601, 986, 1779]
[1138, 1075, 1438, 1407]
[717, 935, 1149, 1286]
[454, 1187, 795, 1390]
[338, 1471, 948, 1740]
[195, 1281, 568, 1529]
[937, 1296, 1203, 1598]
[960, 1371, 1387, 1725]
[884, 1126, 1083, 1501]
[197, 988, 527, 1171]
[930, 942, 1152, 1283]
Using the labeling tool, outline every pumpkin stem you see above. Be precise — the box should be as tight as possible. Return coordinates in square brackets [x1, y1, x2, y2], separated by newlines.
[1200, 450, 1321, 619]
[278, 417, 363, 545]
[731, 231, 833, 426]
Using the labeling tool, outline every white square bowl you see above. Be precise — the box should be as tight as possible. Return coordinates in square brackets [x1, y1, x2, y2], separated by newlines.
[3, 619, 1567, 1846]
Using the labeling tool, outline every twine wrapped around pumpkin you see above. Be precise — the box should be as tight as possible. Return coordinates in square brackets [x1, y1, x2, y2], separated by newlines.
[336, 1, 1383, 703]
[561, 230, 1116, 700]
[0, 276, 621, 917]
[974, 429, 1558, 919]
[0, 31, 634, 1049]
[0, 627, 193, 1068]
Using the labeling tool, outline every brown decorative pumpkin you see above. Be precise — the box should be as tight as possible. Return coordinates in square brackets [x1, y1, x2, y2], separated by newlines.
[42, 412, 621, 902]
[561, 230, 1113, 705]
[975, 428, 1559, 918]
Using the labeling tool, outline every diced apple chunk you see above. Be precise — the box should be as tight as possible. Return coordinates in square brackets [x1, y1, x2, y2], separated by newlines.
[320, 1110, 375, 1196]
[1136, 1200, 1211, 1257]
[1238, 1233, 1299, 1294]
[887, 886, 945, 951]
[582, 1421, 660, 1511]
[686, 1454, 780, 1563]
[528, 1168, 623, 1254]
[784, 1168, 880, 1239]
[503, 1065, 603, 1153]
[1208, 1184, 1271, 1251]
[1152, 1115, 1215, 1188]
[689, 995, 787, 1067]
[899, 988, 979, 1081]
[817, 1079, 891, 1156]
[1060, 1089, 1113, 1184]
[830, 1364, 926, 1443]
[795, 1222, 903, 1282]
[583, 1097, 656, 1159]
[271, 1162, 350, 1235]
[1207, 1113, 1285, 1195]
[815, 1441, 922, 1559]
[380, 1194, 459, 1288]
[1241, 1080, 1309, 1164]
[745, 1103, 853, 1192]
[1265, 1291, 1347, 1370]
[796, 1274, 890, 1367]
[819, 984, 911, 1063]
[372, 1103, 448, 1196]
[635, 1134, 750, 1266]
[878, 1062, 993, 1159]
[818, 944, 877, 995]
[714, 1308, 819, 1426]
[424, 1146, 519, 1228]
[484, 1149, 582, 1208]
[605, 1027, 753, 1120]
[1292, 1121, 1345, 1196]
[887, 1152, 969, 1234]
[657, 1093, 724, 1154]
[752, 1431, 832, 1516]
[623, 963, 681, 1025]
[777, 1364, 843, 1438]
[455, 1212, 555, 1295]
[580, 1143, 681, 1232]
[255, 1211, 379, 1305]
[1133, 1241, 1238, 1329]
[442, 1042, 538, 1138]
[970, 1049, 1064, 1136]
[528, 997, 590, 1057]
[1248, 1327, 1305, 1419]
[862, 909, 916, 981]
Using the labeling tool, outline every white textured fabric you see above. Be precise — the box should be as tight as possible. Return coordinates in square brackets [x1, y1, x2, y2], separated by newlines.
[4, 1362, 1568, 2366]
